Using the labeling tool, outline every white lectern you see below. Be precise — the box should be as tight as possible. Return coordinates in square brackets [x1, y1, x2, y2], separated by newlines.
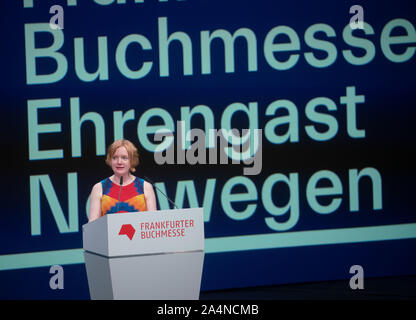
[82, 208, 205, 300]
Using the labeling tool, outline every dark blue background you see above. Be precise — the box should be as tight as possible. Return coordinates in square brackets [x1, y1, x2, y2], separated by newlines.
[0, 0, 415, 299]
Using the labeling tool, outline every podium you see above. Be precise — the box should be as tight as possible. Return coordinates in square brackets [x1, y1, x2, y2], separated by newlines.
[82, 208, 205, 300]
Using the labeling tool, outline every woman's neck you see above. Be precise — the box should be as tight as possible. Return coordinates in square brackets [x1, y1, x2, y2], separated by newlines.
[111, 174, 133, 185]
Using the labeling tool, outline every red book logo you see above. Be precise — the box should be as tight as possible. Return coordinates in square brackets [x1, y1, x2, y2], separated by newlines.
[119, 224, 136, 240]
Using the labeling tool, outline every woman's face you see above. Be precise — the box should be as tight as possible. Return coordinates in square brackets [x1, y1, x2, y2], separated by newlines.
[111, 146, 131, 177]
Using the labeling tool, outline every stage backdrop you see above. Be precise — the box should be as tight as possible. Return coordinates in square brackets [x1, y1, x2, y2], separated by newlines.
[0, 0, 415, 299]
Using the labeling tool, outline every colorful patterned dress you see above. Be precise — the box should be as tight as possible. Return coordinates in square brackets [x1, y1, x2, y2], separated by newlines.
[100, 177, 147, 216]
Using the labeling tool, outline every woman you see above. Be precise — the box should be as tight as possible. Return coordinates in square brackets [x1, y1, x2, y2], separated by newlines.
[88, 139, 157, 222]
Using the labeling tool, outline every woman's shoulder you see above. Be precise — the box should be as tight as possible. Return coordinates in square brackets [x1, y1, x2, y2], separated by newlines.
[132, 176, 144, 184]
[143, 179, 154, 191]
[134, 176, 144, 182]
[92, 177, 111, 192]
[91, 181, 103, 196]
[132, 177, 150, 193]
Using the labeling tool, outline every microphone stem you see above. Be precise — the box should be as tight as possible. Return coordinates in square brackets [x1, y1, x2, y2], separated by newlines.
[116, 176, 124, 213]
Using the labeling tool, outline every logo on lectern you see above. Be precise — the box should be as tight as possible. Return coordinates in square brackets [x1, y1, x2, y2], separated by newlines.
[119, 224, 136, 240]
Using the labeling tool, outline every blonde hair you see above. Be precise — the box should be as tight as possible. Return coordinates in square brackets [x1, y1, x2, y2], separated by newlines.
[105, 139, 139, 172]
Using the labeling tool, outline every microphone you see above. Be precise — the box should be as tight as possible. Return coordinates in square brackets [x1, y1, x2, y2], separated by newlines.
[116, 176, 124, 213]
[143, 176, 179, 210]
